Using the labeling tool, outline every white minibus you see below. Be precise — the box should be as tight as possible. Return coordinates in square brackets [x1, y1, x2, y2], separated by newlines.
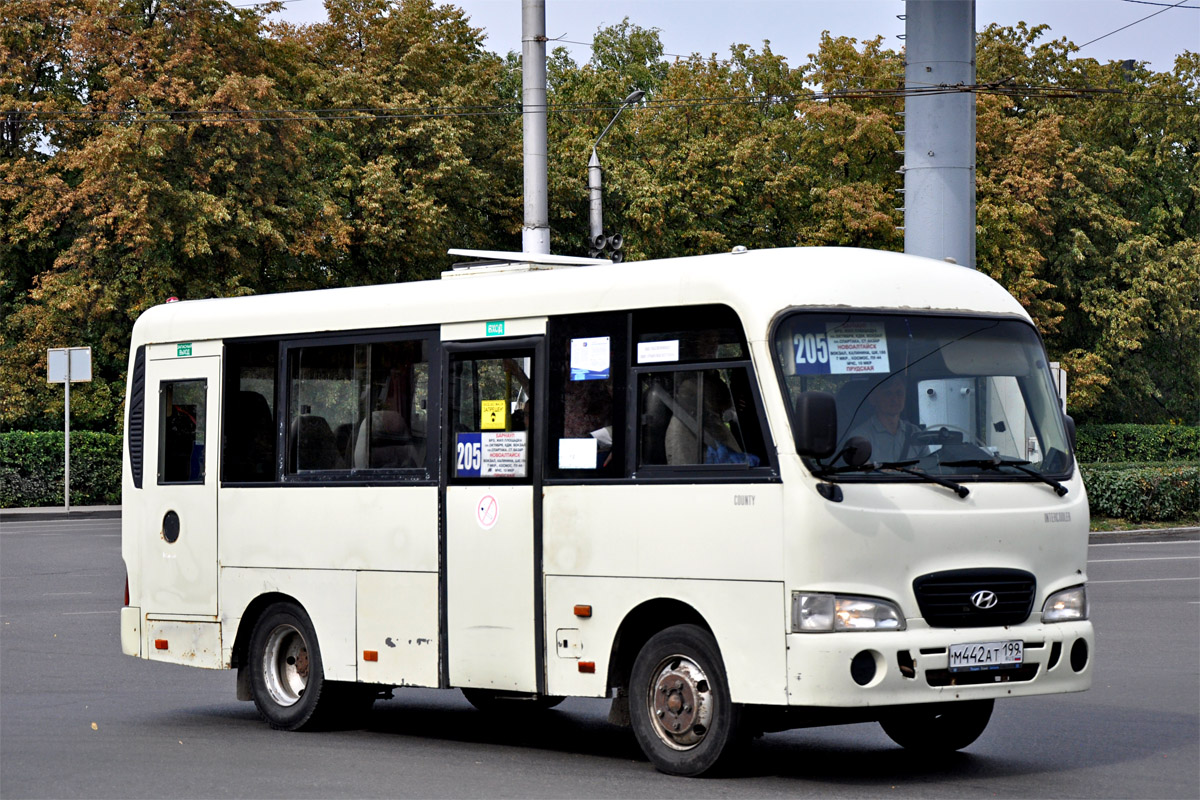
[120, 246, 1092, 776]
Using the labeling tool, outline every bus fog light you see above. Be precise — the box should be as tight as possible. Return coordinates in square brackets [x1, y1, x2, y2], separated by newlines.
[792, 593, 905, 632]
[850, 650, 878, 686]
[1042, 585, 1088, 622]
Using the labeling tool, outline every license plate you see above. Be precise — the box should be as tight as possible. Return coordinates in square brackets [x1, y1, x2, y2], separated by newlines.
[948, 640, 1023, 673]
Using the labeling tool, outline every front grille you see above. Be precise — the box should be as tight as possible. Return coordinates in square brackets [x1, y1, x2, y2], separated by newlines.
[913, 568, 1035, 628]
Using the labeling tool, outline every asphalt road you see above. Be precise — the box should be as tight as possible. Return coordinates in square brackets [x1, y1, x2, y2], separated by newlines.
[1, 516, 1196, 799]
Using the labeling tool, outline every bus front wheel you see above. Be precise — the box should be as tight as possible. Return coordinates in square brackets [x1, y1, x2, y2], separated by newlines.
[248, 602, 330, 731]
[878, 699, 994, 753]
[629, 624, 742, 777]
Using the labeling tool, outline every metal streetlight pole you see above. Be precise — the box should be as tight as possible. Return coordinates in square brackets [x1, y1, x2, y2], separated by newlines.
[588, 90, 645, 252]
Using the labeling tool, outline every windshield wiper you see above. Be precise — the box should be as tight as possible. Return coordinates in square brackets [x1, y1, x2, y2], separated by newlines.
[812, 459, 918, 477]
[941, 456, 1068, 497]
[813, 459, 969, 498]
[878, 461, 970, 498]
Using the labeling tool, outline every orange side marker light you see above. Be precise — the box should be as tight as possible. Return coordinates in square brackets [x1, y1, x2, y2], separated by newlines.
[573, 604, 592, 618]
[154, 639, 169, 650]
[578, 661, 596, 674]
[363, 650, 378, 662]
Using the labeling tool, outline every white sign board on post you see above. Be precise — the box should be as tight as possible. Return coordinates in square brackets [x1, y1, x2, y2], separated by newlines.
[47, 347, 92, 384]
[47, 347, 93, 513]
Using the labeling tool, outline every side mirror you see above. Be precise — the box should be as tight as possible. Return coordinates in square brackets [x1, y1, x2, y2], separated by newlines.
[1063, 413, 1076, 451]
[793, 391, 837, 458]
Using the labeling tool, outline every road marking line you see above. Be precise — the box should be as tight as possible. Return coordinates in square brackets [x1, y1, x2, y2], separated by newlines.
[1089, 540, 1199, 548]
[62, 610, 118, 615]
[44, 592, 95, 596]
[1088, 556, 1200, 563]
[1090, 577, 1199, 584]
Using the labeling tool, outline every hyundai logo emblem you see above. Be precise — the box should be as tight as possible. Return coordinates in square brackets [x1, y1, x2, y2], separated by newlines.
[970, 590, 999, 610]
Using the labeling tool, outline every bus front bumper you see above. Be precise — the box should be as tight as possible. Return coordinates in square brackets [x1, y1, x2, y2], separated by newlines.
[785, 620, 1093, 707]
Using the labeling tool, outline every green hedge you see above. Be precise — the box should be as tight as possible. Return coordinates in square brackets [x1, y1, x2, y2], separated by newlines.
[0, 431, 122, 508]
[1081, 462, 1199, 522]
[1075, 424, 1200, 463]
[4, 429, 1198, 522]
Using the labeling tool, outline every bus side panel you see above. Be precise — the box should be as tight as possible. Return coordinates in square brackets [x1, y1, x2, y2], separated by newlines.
[542, 484, 784, 581]
[543, 576, 787, 705]
[218, 487, 438, 572]
[144, 619, 223, 669]
[220, 567, 357, 682]
[356, 571, 439, 688]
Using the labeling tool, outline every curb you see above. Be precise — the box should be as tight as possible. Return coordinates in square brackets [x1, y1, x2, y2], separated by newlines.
[1088, 526, 1198, 544]
[0, 506, 122, 522]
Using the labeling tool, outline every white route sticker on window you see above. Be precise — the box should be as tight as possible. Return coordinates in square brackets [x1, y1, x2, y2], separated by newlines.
[558, 438, 598, 469]
[637, 339, 679, 364]
[794, 321, 890, 375]
[570, 336, 611, 381]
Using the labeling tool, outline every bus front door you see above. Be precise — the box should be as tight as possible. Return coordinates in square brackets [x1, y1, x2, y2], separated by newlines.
[138, 349, 220, 616]
[444, 341, 543, 693]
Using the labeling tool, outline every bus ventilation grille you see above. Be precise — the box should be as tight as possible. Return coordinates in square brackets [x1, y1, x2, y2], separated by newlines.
[912, 568, 1036, 628]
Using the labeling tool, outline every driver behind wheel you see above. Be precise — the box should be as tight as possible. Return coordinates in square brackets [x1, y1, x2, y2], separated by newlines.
[849, 376, 923, 463]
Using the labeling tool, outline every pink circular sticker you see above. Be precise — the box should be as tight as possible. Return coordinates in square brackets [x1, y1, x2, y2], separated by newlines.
[477, 495, 499, 530]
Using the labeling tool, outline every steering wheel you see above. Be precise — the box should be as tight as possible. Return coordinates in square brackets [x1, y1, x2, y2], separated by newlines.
[911, 424, 972, 447]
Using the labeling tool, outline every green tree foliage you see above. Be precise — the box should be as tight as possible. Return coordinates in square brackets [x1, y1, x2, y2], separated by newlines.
[3, 7, 1196, 432]
[277, 0, 521, 286]
[1, 0, 517, 431]
[975, 24, 1199, 422]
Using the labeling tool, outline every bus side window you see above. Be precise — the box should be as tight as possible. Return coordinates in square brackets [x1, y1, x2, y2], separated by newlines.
[638, 368, 765, 468]
[223, 341, 278, 483]
[159, 379, 206, 484]
[631, 304, 770, 472]
[546, 312, 627, 478]
[283, 337, 431, 476]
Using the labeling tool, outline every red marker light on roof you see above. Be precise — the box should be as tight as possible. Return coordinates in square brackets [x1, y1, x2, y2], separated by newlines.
[166, 296, 179, 303]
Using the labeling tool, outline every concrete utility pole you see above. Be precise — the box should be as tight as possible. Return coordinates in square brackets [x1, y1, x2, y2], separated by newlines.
[521, 0, 550, 254]
[901, 0, 976, 269]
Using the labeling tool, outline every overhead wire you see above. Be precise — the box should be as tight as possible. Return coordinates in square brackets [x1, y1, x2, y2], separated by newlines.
[8, 81, 1191, 129]
[1118, 0, 1198, 9]
[1077, 0, 1194, 50]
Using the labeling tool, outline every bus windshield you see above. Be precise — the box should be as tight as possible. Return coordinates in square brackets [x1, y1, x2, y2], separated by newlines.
[773, 312, 1073, 478]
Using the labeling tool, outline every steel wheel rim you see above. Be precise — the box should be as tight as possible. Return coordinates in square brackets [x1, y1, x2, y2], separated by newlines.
[262, 623, 309, 707]
[645, 654, 714, 751]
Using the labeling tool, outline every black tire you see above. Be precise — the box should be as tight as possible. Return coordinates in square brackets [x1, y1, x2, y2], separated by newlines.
[629, 624, 742, 777]
[248, 602, 333, 730]
[461, 688, 564, 712]
[879, 699, 994, 753]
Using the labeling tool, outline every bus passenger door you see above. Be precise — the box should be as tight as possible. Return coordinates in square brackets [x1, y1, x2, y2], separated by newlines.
[138, 349, 220, 616]
[444, 340, 543, 693]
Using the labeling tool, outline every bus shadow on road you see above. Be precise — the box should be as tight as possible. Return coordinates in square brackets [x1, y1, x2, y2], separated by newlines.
[363, 693, 644, 763]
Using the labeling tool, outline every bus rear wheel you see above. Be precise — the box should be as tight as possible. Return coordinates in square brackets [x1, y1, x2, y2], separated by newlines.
[629, 624, 742, 777]
[248, 602, 331, 731]
[879, 699, 994, 753]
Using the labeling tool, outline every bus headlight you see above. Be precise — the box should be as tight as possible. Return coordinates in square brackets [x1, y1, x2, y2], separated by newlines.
[1042, 585, 1088, 622]
[791, 593, 905, 632]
